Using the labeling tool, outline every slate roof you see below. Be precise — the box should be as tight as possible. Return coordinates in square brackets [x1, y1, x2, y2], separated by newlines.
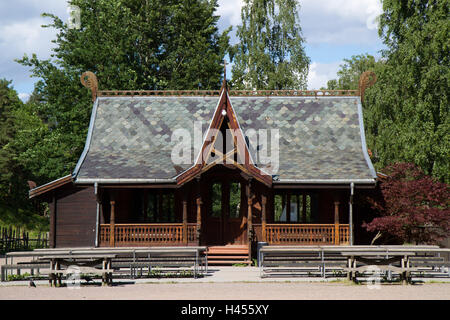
[73, 94, 377, 184]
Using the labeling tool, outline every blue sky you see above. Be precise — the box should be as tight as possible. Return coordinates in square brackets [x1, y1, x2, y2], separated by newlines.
[0, 0, 385, 102]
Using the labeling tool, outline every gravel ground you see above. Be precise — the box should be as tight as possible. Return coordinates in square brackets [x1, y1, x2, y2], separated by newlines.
[1, 256, 449, 300]
[0, 282, 449, 300]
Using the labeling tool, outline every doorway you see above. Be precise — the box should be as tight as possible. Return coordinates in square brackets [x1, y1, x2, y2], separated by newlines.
[205, 178, 247, 245]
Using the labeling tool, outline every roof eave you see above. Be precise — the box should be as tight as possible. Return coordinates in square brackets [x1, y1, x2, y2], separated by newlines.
[74, 178, 176, 184]
[29, 175, 73, 199]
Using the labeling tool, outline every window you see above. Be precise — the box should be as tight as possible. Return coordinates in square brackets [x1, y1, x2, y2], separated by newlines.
[145, 191, 175, 222]
[146, 192, 157, 222]
[274, 192, 318, 223]
[274, 194, 287, 222]
[211, 182, 222, 217]
[229, 182, 241, 218]
[162, 193, 175, 222]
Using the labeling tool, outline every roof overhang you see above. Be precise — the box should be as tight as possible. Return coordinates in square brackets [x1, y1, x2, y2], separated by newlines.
[74, 178, 176, 184]
[29, 175, 73, 199]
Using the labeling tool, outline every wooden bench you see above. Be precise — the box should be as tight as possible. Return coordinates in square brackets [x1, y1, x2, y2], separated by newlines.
[37, 254, 117, 286]
[408, 256, 450, 277]
[1, 262, 49, 281]
[259, 247, 348, 278]
[259, 246, 450, 283]
[110, 249, 206, 278]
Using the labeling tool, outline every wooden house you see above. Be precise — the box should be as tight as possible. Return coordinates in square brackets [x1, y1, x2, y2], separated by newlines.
[30, 72, 378, 262]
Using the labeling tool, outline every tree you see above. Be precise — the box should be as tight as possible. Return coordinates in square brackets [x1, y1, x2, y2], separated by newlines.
[363, 163, 450, 245]
[230, 0, 310, 90]
[16, 0, 231, 182]
[364, 0, 449, 183]
[0, 80, 22, 215]
[0, 80, 48, 230]
[326, 54, 381, 90]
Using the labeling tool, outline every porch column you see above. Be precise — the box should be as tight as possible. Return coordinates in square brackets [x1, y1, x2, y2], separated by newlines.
[196, 198, 202, 245]
[334, 201, 340, 245]
[109, 200, 116, 247]
[94, 182, 100, 248]
[349, 183, 354, 245]
[246, 182, 253, 261]
[51, 191, 57, 248]
[183, 199, 188, 245]
[262, 195, 267, 242]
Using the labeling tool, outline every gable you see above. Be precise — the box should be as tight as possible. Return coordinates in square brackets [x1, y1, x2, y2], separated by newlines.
[175, 91, 272, 186]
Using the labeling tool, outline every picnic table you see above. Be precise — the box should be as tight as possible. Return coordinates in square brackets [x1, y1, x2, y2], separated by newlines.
[257, 245, 450, 283]
[37, 253, 117, 287]
[340, 251, 417, 283]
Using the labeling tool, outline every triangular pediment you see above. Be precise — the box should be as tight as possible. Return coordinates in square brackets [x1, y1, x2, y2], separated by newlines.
[176, 89, 272, 186]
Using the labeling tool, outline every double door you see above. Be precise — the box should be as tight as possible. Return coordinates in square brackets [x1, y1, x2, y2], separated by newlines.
[204, 178, 247, 245]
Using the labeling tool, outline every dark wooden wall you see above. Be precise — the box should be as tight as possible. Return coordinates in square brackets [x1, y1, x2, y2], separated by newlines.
[49, 185, 97, 248]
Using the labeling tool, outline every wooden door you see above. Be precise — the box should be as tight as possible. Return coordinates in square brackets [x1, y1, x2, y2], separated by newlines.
[204, 178, 247, 245]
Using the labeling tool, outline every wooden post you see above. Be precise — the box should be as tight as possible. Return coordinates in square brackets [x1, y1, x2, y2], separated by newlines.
[110, 200, 116, 247]
[246, 182, 253, 262]
[51, 192, 57, 248]
[196, 198, 202, 245]
[183, 200, 188, 245]
[334, 201, 340, 245]
[262, 195, 267, 242]
[349, 182, 354, 245]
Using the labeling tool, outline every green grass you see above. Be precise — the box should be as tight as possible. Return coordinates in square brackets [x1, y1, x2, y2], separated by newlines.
[147, 268, 197, 278]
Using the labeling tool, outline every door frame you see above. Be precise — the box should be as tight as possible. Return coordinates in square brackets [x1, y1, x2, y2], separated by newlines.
[205, 175, 247, 245]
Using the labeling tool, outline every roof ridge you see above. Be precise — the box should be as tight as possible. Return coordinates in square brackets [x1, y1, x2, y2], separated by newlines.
[97, 89, 359, 97]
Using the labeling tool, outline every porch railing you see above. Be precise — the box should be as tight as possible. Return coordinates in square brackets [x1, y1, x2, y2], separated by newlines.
[99, 223, 197, 247]
[265, 224, 349, 245]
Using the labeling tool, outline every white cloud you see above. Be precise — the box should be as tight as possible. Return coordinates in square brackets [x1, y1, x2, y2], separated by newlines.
[217, 0, 244, 26]
[300, 0, 383, 45]
[0, 0, 69, 89]
[0, 18, 57, 58]
[307, 61, 342, 90]
[18, 92, 30, 103]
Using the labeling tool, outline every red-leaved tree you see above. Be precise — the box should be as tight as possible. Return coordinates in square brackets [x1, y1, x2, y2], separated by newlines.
[363, 163, 450, 245]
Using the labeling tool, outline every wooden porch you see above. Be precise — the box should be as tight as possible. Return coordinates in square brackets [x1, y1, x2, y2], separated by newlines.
[99, 223, 350, 247]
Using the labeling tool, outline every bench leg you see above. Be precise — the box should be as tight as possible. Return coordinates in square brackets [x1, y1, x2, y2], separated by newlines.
[1, 267, 5, 282]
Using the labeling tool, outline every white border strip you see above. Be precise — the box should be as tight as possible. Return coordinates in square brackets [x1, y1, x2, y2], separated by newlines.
[72, 98, 99, 179]
[75, 178, 176, 184]
[275, 179, 376, 184]
[357, 99, 377, 179]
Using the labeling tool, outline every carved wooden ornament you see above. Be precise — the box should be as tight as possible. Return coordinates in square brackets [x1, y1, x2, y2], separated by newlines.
[80, 71, 98, 102]
[358, 71, 377, 103]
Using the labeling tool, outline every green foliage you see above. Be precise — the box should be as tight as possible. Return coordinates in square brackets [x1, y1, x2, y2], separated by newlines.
[229, 182, 241, 218]
[211, 182, 221, 217]
[15, 0, 231, 185]
[1, 0, 230, 229]
[330, 1, 449, 183]
[326, 54, 381, 90]
[7, 272, 31, 281]
[147, 268, 195, 278]
[231, 0, 310, 90]
[364, 0, 449, 183]
[0, 80, 48, 229]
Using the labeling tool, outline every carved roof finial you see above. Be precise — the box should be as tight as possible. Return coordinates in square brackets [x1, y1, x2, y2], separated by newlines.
[358, 71, 376, 103]
[81, 71, 98, 102]
[221, 60, 228, 91]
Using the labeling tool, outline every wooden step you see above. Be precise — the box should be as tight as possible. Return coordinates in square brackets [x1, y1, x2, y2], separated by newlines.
[207, 246, 248, 251]
[208, 260, 252, 265]
[207, 250, 248, 255]
[207, 255, 249, 259]
[206, 245, 251, 265]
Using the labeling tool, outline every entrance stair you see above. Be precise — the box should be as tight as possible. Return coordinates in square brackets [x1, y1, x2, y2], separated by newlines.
[206, 245, 252, 266]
